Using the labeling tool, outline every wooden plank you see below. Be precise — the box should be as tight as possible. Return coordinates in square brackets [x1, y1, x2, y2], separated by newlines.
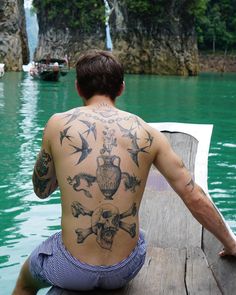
[140, 131, 202, 248]
[47, 247, 187, 295]
[125, 247, 187, 295]
[140, 190, 202, 248]
[146, 132, 198, 192]
[185, 247, 222, 294]
[150, 123, 213, 194]
[163, 132, 198, 175]
[46, 286, 125, 294]
[203, 229, 236, 295]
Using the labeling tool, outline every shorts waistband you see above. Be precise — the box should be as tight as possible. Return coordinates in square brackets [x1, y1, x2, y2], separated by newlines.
[56, 231, 145, 272]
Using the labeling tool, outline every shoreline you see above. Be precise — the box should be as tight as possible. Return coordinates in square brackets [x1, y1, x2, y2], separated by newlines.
[2, 53, 236, 74]
[199, 52, 236, 73]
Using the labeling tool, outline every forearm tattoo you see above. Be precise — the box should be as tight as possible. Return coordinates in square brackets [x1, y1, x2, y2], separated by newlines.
[186, 178, 195, 192]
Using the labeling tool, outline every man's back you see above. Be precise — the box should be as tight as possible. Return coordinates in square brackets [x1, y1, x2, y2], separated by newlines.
[13, 50, 236, 295]
[47, 104, 156, 265]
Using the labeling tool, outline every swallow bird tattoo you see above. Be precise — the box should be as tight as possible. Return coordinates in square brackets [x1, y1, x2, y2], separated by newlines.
[60, 126, 73, 145]
[117, 123, 136, 140]
[145, 130, 154, 147]
[70, 133, 92, 165]
[133, 117, 142, 129]
[79, 120, 97, 140]
[127, 138, 149, 167]
[64, 108, 83, 125]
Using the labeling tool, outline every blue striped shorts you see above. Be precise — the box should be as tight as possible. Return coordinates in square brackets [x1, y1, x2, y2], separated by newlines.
[29, 231, 146, 291]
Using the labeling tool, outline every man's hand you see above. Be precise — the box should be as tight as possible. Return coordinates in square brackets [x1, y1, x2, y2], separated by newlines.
[219, 244, 236, 257]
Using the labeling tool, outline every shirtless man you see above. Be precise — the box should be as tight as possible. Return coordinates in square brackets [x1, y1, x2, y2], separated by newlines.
[13, 50, 236, 294]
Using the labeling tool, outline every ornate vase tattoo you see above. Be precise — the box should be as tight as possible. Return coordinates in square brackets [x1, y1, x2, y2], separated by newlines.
[96, 155, 122, 199]
[66, 125, 141, 199]
[96, 127, 121, 199]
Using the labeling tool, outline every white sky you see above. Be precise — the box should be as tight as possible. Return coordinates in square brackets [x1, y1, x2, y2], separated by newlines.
[24, 0, 32, 8]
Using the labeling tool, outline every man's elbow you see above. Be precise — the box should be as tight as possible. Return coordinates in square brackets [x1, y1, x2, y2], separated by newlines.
[32, 173, 52, 199]
[33, 187, 50, 199]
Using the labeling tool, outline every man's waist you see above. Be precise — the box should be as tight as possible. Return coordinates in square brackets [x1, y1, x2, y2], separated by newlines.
[61, 229, 143, 267]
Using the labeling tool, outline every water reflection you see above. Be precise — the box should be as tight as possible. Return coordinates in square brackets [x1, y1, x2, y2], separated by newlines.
[0, 73, 60, 293]
[0, 78, 5, 109]
[208, 137, 236, 230]
[17, 74, 40, 192]
[0, 74, 38, 267]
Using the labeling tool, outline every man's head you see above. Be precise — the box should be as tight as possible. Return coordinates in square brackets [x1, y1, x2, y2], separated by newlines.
[76, 50, 124, 101]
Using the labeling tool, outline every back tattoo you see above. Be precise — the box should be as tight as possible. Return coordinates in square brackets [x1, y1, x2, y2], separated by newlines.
[59, 105, 153, 249]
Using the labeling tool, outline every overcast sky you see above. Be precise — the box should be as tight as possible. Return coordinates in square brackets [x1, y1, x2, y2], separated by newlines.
[24, 0, 32, 8]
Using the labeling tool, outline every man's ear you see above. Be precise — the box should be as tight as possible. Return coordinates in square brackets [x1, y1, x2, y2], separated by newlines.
[117, 81, 125, 97]
[75, 80, 84, 97]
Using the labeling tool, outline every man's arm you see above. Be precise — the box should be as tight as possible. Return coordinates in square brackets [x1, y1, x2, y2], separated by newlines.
[153, 131, 236, 256]
[32, 117, 58, 198]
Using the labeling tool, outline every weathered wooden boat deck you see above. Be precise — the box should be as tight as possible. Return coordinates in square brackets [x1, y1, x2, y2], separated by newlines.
[47, 123, 236, 295]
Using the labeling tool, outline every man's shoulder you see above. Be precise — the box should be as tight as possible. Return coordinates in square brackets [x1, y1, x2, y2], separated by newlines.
[47, 107, 83, 124]
[54, 107, 83, 118]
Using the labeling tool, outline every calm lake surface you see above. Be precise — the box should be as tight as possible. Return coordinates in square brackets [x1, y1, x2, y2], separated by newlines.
[0, 71, 236, 293]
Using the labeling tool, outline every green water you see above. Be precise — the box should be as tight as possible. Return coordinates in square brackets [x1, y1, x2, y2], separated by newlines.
[0, 71, 236, 293]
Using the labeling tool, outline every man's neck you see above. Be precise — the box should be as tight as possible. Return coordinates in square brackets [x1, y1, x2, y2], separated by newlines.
[83, 95, 116, 108]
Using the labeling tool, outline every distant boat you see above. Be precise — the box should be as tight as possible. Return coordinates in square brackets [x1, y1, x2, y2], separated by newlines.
[22, 63, 33, 72]
[29, 58, 69, 81]
[0, 64, 5, 78]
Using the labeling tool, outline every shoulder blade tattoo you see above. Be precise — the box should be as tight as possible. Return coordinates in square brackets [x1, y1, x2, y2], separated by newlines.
[67, 126, 141, 199]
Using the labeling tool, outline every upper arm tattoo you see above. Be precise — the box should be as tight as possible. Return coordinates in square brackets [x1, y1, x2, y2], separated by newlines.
[33, 149, 54, 197]
[35, 149, 52, 177]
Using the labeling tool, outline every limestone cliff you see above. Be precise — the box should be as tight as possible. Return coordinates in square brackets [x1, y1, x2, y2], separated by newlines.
[33, 1, 106, 65]
[107, 0, 199, 75]
[0, 0, 29, 71]
[33, 0, 199, 75]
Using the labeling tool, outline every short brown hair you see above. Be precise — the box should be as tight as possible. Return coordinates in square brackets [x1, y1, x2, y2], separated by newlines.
[76, 50, 124, 100]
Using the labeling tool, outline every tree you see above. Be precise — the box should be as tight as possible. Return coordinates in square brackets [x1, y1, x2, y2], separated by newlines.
[196, 0, 236, 52]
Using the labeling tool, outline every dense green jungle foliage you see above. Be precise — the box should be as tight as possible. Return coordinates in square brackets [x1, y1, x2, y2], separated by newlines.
[196, 0, 236, 53]
[32, 0, 105, 32]
[32, 0, 236, 52]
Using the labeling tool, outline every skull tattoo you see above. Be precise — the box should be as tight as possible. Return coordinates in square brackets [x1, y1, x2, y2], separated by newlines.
[71, 202, 137, 250]
[92, 204, 120, 249]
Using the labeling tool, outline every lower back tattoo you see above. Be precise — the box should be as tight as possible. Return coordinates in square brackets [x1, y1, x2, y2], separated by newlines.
[71, 202, 137, 250]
